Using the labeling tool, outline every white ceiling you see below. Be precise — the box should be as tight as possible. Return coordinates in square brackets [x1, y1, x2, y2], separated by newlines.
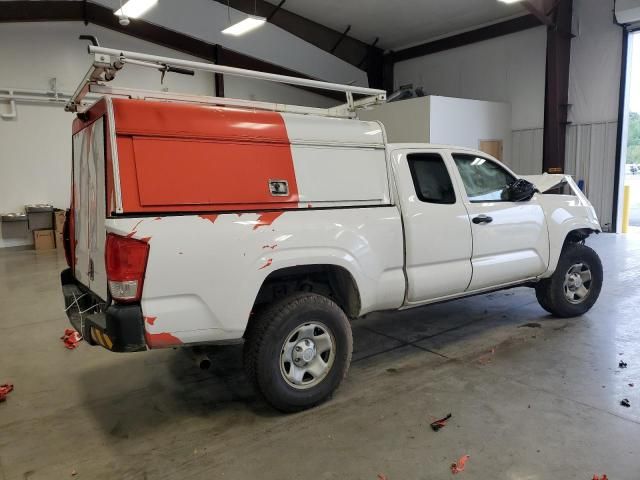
[267, 0, 527, 50]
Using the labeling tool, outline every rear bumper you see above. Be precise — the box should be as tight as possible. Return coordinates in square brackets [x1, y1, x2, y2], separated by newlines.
[61, 268, 147, 352]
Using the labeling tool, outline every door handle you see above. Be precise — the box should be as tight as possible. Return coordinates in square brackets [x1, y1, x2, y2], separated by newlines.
[472, 215, 493, 224]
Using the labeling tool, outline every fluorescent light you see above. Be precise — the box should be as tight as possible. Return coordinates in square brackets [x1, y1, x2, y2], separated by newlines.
[114, 0, 158, 19]
[222, 16, 266, 36]
[498, 0, 522, 3]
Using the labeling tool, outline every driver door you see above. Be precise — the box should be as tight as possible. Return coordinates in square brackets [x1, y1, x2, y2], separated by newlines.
[449, 152, 549, 291]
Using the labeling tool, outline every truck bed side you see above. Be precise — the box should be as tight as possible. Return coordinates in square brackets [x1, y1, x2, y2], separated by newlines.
[109, 209, 405, 346]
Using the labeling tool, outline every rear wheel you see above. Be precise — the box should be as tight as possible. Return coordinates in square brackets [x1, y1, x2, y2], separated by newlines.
[244, 293, 353, 412]
[535, 243, 603, 318]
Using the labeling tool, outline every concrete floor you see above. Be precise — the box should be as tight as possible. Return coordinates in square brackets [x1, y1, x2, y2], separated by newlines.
[1, 234, 639, 479]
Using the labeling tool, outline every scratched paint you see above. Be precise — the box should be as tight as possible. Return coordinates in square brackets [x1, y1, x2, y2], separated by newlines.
[253, 212, 283, 230]
[262, 244, 278, 250]
[130, 219, 145, 232]
[198, 214, 219, 224]
[258, 258, 273, 270]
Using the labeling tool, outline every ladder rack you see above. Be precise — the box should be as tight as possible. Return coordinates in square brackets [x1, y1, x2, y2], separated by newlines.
[65, 45, 387, 118]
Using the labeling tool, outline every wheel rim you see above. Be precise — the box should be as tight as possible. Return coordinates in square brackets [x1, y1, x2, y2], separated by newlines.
[563, 262, 592, 304]
[280, 322, 335, 390]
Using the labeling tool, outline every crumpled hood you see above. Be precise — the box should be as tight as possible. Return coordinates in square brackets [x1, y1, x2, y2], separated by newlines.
[520, 173, 569, 193]
[521, 173, 600, 232]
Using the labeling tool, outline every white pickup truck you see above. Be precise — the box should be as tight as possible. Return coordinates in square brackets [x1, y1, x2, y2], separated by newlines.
[61, 46, 603, 412]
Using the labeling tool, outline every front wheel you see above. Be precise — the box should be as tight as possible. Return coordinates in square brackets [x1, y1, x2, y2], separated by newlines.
[535, 243, 603, 318]
[244, 293, 353, 412]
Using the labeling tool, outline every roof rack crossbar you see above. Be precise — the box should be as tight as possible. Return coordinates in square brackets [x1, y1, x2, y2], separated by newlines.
[65, 45, 387, 116]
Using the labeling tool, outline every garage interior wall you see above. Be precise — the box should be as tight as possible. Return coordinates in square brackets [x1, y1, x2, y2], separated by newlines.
[565, 0, 623, 231]
[0, 22, 351, 248]
[393, 26, 547, 175]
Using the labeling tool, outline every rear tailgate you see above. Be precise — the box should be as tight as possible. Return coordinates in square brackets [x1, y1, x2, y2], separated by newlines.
[72, 112, 108, 299]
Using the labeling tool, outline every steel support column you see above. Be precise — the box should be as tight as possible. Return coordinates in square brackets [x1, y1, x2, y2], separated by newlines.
[542, 0, 573, 173]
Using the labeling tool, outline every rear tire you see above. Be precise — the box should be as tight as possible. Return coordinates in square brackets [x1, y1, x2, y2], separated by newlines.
[535, 243, 603, 318]
[244, 293, 353, 413]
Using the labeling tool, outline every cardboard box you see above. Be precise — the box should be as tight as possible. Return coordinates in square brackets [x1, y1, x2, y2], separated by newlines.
[54, 210, 66, 233]
[33, 229, 56, 250]
[56, 232, 64, 250]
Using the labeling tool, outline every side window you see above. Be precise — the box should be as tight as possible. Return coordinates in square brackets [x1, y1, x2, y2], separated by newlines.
[452, 153, 515, 202]
[407, 153, 456, 204]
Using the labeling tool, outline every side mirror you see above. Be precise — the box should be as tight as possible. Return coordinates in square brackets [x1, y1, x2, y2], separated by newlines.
[501, 179, 538, 202]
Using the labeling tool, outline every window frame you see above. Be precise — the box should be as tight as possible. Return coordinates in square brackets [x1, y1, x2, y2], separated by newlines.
[406, 152, 457, 205]
[451, 152, 517, 203]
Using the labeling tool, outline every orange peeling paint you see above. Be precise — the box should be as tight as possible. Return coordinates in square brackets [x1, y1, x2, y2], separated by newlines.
[145, 331, 183, 348]
[145, 316, 157, 326]
[258, 258, 273, 270]
[253, 212, 283, 230]
[199, 214, 219, 224]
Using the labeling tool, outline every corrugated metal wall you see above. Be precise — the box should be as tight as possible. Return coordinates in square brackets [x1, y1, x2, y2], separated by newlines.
[564, 122, 618, 231]
[511, 128, 544, 174]
[510, 123, 617, 231]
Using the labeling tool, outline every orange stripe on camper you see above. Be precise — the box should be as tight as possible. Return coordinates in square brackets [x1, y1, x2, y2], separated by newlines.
[111, 99, 299, 215]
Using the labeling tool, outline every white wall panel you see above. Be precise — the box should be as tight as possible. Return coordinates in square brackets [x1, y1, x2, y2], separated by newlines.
[394, 26, 547, 131]
[565, 122, 618, 231]
[428, 96, 512, 164]
[569, 0, 623, 125]
[511, 128, 544, 175]
[224, 76, 337, 108]
[566, 0, 624, 230]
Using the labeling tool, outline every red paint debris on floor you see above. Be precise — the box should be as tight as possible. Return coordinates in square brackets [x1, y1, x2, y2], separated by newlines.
[430, 413, 452, 432]
[61, 329, 82, 349]
[451, 455, 470, 474]
[0, 383, 14, 402]
[592, 475, 608, 480]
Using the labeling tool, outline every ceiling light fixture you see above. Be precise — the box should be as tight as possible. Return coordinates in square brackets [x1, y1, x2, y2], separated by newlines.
[221, 15, 266, 36]
[114, 0, 158, 20]
[497, 0, 523, 3]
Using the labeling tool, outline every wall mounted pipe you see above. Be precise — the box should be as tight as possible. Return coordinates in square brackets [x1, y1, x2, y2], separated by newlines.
[0, 90, 16, 119]
[0, 87, 75, 119]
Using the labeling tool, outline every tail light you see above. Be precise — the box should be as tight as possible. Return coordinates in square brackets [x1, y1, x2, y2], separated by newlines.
[106, 233, 150, 303]
[62, 208, 72, 268]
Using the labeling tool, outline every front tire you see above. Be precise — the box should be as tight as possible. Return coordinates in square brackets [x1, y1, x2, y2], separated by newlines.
[244, 293, 353, 413]
[535, 243, 603, 318]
